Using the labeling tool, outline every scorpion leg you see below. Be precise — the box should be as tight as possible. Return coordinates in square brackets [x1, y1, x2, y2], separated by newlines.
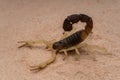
[81, 44, 112, 55]
[75, 47, 80, 55]
[75, 43, 97, 61]
[77, 43, 112, 61]
[59, 49, 68, 60]
[59, 46, 81, 60]
[74, 47, 81, 60]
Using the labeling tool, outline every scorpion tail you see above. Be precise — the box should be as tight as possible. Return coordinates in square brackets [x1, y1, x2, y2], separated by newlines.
[63, 14, 93, 35]
[80, 14, 93, 35]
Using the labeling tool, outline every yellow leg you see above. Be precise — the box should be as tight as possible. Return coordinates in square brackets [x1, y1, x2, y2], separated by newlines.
[30, 50, 57, 71]
[79, 43, 112, 55]
[75, 48, 80, 55]
[59, 46, 81, 60]
[63, 50, 68, 60]
[59, 49, 68, 60]
[74, 48, 81, 60]
[76, 43, 112, 61]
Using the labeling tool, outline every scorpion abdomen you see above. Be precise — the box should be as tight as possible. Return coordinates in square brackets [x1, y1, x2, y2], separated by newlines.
[64, 30, 83, 47]
[53, 30, 86, 50]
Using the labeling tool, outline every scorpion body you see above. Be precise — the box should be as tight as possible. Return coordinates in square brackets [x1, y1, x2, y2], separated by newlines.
[18, 14, 93, 71]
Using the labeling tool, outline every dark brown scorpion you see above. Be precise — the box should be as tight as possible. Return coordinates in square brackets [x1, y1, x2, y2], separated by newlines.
[18, 14, 94, 71]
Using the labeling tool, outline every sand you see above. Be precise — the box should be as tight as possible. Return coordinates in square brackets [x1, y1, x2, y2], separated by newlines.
[0, 0, 120, 80]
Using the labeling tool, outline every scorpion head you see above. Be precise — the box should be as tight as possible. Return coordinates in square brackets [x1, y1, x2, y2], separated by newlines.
[52, 40, 66, 50]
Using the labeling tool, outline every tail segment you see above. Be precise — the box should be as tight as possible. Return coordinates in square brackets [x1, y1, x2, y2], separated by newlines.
[63, 14, 93, 35]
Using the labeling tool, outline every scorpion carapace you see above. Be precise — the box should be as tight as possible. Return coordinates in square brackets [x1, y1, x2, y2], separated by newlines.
[63, 14, 93, 35]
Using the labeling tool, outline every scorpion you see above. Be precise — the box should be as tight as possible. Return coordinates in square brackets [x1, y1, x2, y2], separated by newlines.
[18, 14, 108, 71]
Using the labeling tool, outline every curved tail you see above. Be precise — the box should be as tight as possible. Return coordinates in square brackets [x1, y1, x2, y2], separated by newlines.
[63, 14, 93, 35]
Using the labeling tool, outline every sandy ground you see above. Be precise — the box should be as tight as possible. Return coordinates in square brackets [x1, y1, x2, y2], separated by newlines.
[0, 0, 120, 80]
